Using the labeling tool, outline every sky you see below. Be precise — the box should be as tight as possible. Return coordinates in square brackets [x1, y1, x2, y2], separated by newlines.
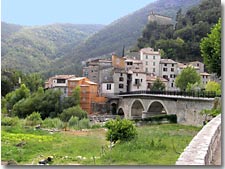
[2, 0, 156, 26]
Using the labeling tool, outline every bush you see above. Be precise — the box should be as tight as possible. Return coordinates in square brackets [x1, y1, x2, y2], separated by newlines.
[1, 116, 20, 126]
[78, 118, 90, 130]
[105, 117, 137, 143]
[139, 114, 177, 123]
[25, 112, 42, 126]
[91, 123, 102, 129]
[42, 117, 64, 129]
[68, 116, 79, 129]
[59, 106, 87, 122]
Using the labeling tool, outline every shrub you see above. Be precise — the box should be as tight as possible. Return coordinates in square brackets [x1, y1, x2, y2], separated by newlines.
[25, 112, 42, 126]
[105, 117, 137, 143]
[91, 123, 102, 129]
[68, 116, 79, 129]
[140, 114, 177, 124]
[59, 106, 87, 122]
[1, 116, 20, 126]
[78, 118, 90, 130]
[42, 117, 64, 129]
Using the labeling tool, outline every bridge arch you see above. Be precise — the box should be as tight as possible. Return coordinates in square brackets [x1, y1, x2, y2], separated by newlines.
[117, 108, 125, 116]
[130, 99, 145, 118]
[147, 101, 168, 116]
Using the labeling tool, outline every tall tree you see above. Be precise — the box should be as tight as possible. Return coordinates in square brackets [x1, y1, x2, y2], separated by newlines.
[175, 66, 201, 91]
[150, 78, 166, 91]
[200, 18, 221, 77]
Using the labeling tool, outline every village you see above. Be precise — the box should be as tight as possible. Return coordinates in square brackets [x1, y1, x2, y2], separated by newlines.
[44, 47, 215, 116]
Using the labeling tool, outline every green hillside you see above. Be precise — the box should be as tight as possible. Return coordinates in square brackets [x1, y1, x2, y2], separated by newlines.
[2, 0, 202, 76]
[136, 0, 220, 62]
[47, 0, 202, 76]
[1, 22, 104, 73]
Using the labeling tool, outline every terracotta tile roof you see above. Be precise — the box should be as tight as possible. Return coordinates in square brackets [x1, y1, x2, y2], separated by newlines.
[146, 75, 168, 82]
[200, 72, 210, 76]
[125, 58, 142, 63]
[68, 77, 86, 81]
[140, 47, 160, 55]
[52, 75, 75, 79]
[160, 59, 177, 64]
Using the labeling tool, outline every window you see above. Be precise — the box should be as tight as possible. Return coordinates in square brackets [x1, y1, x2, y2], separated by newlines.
[136, 73, 138, 76]
[171, 68, 174, 72]
[141, 79, 143, 82]
[120, 73, 123, 76]
[153, 62, 155, 66]
[163, 68, 167, 72]
[64, 88, 67, 94]
[146, 55, 148, 59]
[163, 75, 169, 80]
[146, 61, 148, 65]
[119, 77, 124, 82]
[106, 84, 111, 90]
[172, 64, 174, 67]
[153, 55, 155, 59]
[57, 79, 66, 83]
[153, 68, 155, 72]
[135, 79, 140, 85]
[146, 68, 148, 72]
[171, 83, 174, 87]
[164, 64, 167, 66]
[119, 84, 124, 89]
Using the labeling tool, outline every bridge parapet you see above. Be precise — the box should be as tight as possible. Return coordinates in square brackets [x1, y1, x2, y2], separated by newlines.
[176, 114, 221, 165]
[118, 90, 218, 98]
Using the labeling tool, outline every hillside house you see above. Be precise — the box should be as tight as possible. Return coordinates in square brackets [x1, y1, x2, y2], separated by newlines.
[67, 77, 107, 114]
[44, 75, 76, 96]
[159, 59, 178, 90]
[140, 47, 161, 76]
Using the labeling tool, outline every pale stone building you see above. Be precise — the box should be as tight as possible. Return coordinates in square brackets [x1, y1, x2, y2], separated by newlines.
[128, 70, 147, 91]
[159, 59, 178, 90]
[44, 75, 76, 97]
[140, 47, 161, 76]
[200, 72, 211, 86]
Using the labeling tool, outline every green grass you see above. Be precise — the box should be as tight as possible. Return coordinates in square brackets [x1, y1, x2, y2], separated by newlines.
[1, 124, 201, 165]
[98, 124, 201, 165]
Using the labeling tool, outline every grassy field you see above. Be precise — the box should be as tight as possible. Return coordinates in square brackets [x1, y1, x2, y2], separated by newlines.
[1, 124, 201, 165]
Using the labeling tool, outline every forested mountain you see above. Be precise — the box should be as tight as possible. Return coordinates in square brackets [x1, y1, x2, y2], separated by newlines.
[44, 0, 202, 77]
[1, 22, 104, 73]
[2, 0, 202, 77]
[136, 0, 221, 62]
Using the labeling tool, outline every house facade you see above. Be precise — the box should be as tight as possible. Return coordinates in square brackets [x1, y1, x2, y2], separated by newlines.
[140, 47, 161, 76]
[159, 59, 178, 90]
[44, 75, 76, 97]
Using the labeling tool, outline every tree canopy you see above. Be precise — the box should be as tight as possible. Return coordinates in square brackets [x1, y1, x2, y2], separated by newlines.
[205, 81, 221, 95]
[136, 0, 220, 62]
[175, 66, 201, 91]
[150, 78, 166, 91]
[200, 18, 221, 77]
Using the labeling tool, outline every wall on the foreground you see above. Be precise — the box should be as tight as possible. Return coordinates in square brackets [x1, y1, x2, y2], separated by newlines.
[176, 114, 221, 165]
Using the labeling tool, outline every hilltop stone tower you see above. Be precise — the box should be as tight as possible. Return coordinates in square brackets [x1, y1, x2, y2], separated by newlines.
[148, 11, 174, 25]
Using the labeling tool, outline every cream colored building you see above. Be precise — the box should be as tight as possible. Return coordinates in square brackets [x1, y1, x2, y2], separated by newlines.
[140, 47, 161, 76]
[159, 59, 178, 90]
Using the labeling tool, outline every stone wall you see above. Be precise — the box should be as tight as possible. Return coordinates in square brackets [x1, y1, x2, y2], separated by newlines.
[176, 114, 221, 165]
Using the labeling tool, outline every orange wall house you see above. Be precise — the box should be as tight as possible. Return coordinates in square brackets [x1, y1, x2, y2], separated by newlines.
[112, 54, 125, 69]
[68, 77, 107, 114]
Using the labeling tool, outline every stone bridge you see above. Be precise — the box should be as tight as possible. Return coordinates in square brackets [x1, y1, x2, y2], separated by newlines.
[116, 93, 216, 126]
